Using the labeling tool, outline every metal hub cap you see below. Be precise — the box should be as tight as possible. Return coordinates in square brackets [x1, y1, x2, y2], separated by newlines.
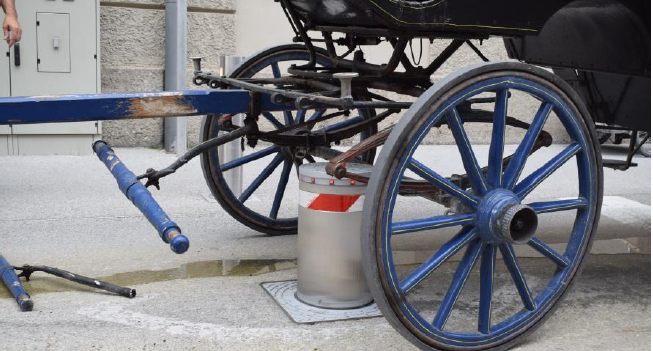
[476, 189, 538, 244]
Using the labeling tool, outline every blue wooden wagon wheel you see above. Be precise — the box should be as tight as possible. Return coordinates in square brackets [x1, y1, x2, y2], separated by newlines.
[201, 45, 377, 236]
[362, 62, 602, 350]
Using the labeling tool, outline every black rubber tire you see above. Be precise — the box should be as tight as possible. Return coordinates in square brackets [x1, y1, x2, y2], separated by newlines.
[362, 62, 603, 351]
[201, 44, 377, 236]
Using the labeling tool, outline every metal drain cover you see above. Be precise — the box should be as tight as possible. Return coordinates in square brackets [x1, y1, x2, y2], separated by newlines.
[261, 280, 382, 324]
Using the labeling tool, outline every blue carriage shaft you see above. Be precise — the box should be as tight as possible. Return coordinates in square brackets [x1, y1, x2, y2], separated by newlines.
[0, 90, 291, 126]
[0, 89, 292, 254]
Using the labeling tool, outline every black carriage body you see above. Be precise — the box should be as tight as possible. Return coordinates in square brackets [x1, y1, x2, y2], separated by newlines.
[504, 0, 651, 132]
[288, 0, 651, 131]
[290, 0, 572, 36]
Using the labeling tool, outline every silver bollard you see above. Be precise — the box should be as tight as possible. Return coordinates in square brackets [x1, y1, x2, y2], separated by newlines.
[296, 162, 374, 309]
[218, 55, 246, 197]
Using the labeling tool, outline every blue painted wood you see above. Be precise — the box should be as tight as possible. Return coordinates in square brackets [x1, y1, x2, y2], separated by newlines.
[0, 254, 33, 311]
[487, 89, 509, 189]
[528, 237, 570, 267]
[376, 72, 597, 347]
[262, 112, 285, 130]
[514, 143, 581, 199]
[499, 243, 536, 310]
[269, 160, 293, 220]
[294, 109, 307, 124]
[433, 239, 483, 330]
[94, 141, 189, 254]
[502, 102, 553, 189]
[392, 213, 475, 235]
[446, 108, 489, 195]
[529, 198, 587, 214]
[399, 227, 477, 293]
[307, 109, 326, 122]
[322, 115, 364, 132]
[408, 158, 480, 209]
[220, 146, 280, 172]
[0, 90, 290, 126]
[238, 154, 284, 203]
[478, 244, 496, 334]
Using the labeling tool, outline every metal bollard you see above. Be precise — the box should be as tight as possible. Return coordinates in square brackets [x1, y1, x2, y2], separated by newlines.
[218, 55, 246, 197]
[296, 162, 374, 309]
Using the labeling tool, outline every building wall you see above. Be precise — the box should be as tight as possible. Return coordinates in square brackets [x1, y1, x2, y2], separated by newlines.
[100, 1, 568, 147]
[100, 0, 235, 148]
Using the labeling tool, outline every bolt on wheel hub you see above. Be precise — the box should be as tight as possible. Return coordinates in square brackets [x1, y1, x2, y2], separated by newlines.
[476, 189, 538, 244]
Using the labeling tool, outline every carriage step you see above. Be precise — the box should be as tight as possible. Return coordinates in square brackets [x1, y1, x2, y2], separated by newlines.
[93, 141, 190, 254]
[602, 158, 638, 170]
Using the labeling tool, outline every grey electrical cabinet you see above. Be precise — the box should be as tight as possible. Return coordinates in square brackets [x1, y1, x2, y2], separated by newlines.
[0, 31, 10, 155]
[0, 0, 101, 156]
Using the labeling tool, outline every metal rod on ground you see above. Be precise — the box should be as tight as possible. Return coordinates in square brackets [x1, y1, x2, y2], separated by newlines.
[219, 55, 246, 197]
[15, 265, 136, 299]
[164, 0, 188, 156]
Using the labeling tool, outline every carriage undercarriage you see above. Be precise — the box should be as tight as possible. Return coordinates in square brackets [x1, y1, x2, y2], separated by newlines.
[0, 0, 649, 350]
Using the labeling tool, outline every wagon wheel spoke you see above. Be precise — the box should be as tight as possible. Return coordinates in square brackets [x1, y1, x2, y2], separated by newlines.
[271, 62, 282, 78]
[238, 154, 284, 203]
[269, 160, 293, 219]
[433, 239, 483, 330]
[503, 102, 553, 189]
[408, 159, 480, 209]
[514, 143, 581, 199]
[261, 112, 285, 130]
[528, 237, 570, 268]
[499, 243, 536, 311]
[321, 115, 364, 133]
[221, 146, 280, 172]
[392, 214, 475, 235]
[446, 108, 489, 195]
[283, 111, 294, 126]
[307, 109, 326, 123]
[487, 89, 509, 189]
[478, 244, 497, 334]
[400, 227, 477, 294]
[529, 198, 588, 214]
[294, 110, 307, 124]
[270, 62, 294, 125]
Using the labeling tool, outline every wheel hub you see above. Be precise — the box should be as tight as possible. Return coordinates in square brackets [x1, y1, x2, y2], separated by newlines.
[476, 189, 538, 244]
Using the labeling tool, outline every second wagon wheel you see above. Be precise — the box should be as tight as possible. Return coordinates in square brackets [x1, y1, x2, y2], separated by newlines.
[201, 45, 377, 236]
[362, 62, 602, 350]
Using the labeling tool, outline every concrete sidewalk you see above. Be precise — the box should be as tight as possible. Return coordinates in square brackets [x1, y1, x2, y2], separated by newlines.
[0, 144, 650, 350]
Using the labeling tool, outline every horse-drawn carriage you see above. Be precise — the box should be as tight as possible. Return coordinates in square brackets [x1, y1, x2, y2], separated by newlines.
[0, 0, 649, 350]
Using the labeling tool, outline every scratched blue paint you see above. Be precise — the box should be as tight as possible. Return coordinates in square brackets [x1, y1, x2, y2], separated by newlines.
[0, 90, 292, 126]
[93, 141, 189, 254]
[0, 254, 33, 311]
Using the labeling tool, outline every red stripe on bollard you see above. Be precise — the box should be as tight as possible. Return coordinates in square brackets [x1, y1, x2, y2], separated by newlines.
[307, 194, 362, 212]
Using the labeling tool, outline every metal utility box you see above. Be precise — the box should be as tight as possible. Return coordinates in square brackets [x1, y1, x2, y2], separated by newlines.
[0, 35, 9, 155]
[0, 0, 100, 156]
[36, 12, 71, 73]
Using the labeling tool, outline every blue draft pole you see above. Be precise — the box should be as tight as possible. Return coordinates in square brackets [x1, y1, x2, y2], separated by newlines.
[0, 254, 33, 312]
[0, 90, 290, 126]
[93, 141, 190, 254]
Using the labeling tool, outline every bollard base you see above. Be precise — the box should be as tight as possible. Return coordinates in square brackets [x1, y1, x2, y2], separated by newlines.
[261, 280, 382, 324]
